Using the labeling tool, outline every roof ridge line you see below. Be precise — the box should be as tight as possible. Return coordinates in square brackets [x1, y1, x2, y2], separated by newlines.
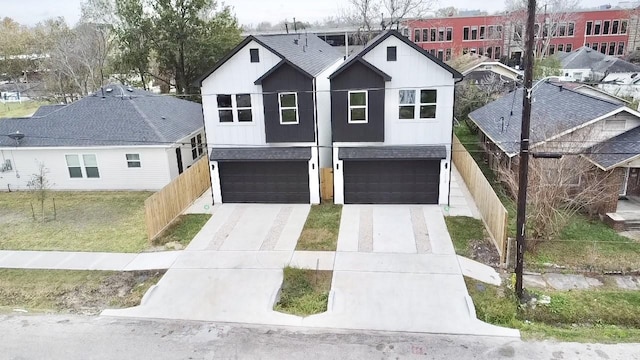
[129, 99, 168, 143]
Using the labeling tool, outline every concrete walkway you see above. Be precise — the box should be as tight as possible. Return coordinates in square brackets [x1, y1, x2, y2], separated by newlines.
[102, 204, 519, 338]
[0, 250, 181, 271]
[444, 165, 481, 219]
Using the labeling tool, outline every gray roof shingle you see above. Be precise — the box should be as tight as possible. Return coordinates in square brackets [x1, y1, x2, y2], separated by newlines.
[468, 82, 623, 156]
[210, 147, 312, 161]
[584, 126, 640, 169]
[0, 84, 203, 147]
[338, 146, 446, 160]
[31, 104, 66, 117]
[254, 34, 343, 77]
[560, 46, 640, 74]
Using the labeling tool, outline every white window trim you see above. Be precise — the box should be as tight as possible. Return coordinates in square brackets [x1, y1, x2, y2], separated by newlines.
[348, 90, 368, 124]
[398, 89, 438, 121]
[278, 92, 299, 125]
[65, 153, 100, 179]
[217, 94, 253, 124]
[126, 153, 142, 168]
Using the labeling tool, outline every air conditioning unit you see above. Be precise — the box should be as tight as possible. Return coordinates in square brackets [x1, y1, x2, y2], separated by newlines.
[0, 159, 13, 172]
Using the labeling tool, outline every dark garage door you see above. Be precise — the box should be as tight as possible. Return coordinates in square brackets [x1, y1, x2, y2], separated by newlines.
[343, 160, 440, 204]
[219, 161, 310, 203]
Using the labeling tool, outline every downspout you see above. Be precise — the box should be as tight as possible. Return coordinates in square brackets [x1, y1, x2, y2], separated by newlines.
[448, 76, 465, 209]
[312, 77, 321, 203]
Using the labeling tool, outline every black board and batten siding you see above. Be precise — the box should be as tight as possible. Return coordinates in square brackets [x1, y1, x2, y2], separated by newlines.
[260, 63, 315, 143]
[330, 61, 385, 142]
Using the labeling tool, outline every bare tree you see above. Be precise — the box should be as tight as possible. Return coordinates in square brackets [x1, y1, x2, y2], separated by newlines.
[342, 0, 381, 43]
[505, 0, 581, 59]
[383, 0, 437, 30]
[497, 126, 618, 248]
[27, 162, 52, 223]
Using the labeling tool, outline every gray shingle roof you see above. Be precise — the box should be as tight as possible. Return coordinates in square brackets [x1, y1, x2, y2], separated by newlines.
[560, 46, 640, 74]
[584, 126, 640, 170]
[32, 104, 66, 117]
[210, 147, 312, 161]
[330, 30, 463, 80]
[468, 82, 623, 156]
[338, 146, 446, 160]
[0, 84, 203, 147]
[254, 34, 343, 77]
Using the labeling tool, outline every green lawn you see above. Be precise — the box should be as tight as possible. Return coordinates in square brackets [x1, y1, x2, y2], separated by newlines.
[0, 191, 151, 252]
[153, 214, 211, 247]
[0, 269, 163, 314]
[0, 101, 48, 118]
[466, 277, 640, 343]
[274, 267, 332, 317]
[444, 216, 485, 257]
[296, 204, 342, 251]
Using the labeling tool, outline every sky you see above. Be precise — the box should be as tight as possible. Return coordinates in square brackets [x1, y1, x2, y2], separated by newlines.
[1, 0, 622, 27]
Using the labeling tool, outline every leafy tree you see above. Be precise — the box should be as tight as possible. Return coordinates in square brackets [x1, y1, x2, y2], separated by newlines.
[533, 55, 563, 80]
[113, 0, 242, 95]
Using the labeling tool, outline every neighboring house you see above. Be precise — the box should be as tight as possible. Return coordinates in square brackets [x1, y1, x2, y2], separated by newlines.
[551, 80, 632, 104]
[197, 33, 343, 204]
[468, 81, 640, 214]
[329, 30, 463, 204]
[557, 46, 640, 82]
[461, 61, 522, 89]
[599, 72, 640, 102]
[0, 84, 205, 191]
[31, 104, 66, 117]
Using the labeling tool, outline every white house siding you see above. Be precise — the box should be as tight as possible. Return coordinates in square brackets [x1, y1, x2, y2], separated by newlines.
[201, 40, 282, 146]
[599, 73, 640, 101]
[168, 130, 207, 179]
[562, 68, 591, 82]
[332, 36, 455, 205]
[0, 147, 172, 191]
[316, 59, 344, 168]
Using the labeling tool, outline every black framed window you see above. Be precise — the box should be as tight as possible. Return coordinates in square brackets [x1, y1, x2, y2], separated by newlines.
[250, 48, 259, 62]
[387, 46, 397, 61]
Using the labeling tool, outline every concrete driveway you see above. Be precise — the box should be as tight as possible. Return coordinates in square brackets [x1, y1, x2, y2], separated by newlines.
[103, 203, 518, 337]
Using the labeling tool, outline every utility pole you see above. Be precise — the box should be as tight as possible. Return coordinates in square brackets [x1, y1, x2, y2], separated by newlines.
[515, 0, 537, 301]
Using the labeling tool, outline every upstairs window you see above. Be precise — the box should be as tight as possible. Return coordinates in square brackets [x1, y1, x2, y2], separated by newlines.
[422, 29, 429, 42]
[126, 154, 141, 168]
[191, 137, 198, 159]
[603, 20, 610, 35]
[594, 20, 601, 35]
[279, 92, 298, 124]
[414, 29, 421, 42]
[398, 89, 437, 120]
[196, 134, 204, 156]
[217, 94, 252, 123]
[612, 20, 620, 34]
[250, 48, 259, 62]
[586, 21, 593, 36]
[604, 119, 626, 131]
[446, 27, 453, 41]
[430, 28, 436, 42]
[438, 28, 445, 42]
[463, 27, 470, 40]
[348, 91, 367, 123]
[568, 22, 575, 36]
[621, 20, 628, 34]
[387, 46, 397, 61]
[471, 26, 478, 40]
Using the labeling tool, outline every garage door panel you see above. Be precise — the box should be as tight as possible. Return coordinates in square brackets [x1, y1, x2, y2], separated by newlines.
[219, 161, 309, 203]
[343, 160, 440, 204]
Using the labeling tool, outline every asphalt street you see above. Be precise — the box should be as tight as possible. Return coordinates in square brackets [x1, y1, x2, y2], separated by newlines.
[1, 314, 639, 360]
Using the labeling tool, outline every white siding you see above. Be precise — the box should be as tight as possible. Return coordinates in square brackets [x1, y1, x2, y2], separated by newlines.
[0, 147, 172, 191]
[201, 40, 282, 146]
[316, 59, 344, 168]
[361, 36, 455, 148]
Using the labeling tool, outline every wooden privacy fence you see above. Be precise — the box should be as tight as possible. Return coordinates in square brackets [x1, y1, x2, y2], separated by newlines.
[144, 156, 211, 241]
[452, 135, 509, 265]
[320, 168, 334, 202]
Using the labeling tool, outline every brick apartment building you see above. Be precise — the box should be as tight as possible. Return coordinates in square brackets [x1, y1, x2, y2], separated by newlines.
[404, 7, 640, 65]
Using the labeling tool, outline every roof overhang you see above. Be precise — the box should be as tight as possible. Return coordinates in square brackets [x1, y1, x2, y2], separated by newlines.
[328, 58, 392, 81]
[338, 146, 446, 161]
[210, 147, 312, 161]
[254, 60, 314, 85]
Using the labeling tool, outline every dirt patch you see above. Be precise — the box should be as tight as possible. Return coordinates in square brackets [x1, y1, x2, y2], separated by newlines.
[469, 237, 501, 268]
[0, 269, 164, 315]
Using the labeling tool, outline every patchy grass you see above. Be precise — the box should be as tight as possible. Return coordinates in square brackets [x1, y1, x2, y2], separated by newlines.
[444, 216, 485, 257]
[0, 269, 164, 314]
[466, 277, 640, 343]
[153, 214, 211, 247]
[527, 216, 640, 271]
[274, 267, 332, 317]
[0, 191, 151, 252]
[0, 101, 48, 118]
[296, 204, 342, 251]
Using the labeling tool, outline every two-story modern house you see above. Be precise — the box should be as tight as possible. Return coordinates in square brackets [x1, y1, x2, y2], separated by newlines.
[197, 34, 343, 204]
[329, 30, 463, 204]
